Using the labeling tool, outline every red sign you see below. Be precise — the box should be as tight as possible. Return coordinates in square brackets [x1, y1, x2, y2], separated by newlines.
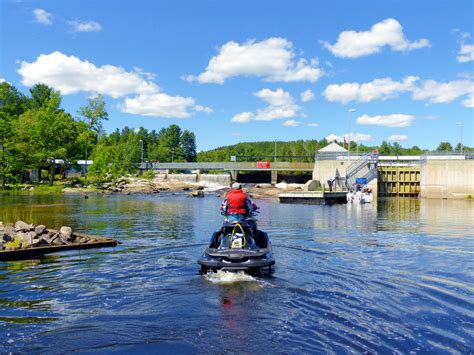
[256, 161, 271, 169]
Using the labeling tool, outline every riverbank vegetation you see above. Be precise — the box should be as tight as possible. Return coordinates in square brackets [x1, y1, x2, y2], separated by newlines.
[0, 82, 196, 186]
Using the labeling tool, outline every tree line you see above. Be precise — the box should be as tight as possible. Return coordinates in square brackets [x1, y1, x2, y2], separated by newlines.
[0, 82, 196, 185]
[198, 139, 471, 162]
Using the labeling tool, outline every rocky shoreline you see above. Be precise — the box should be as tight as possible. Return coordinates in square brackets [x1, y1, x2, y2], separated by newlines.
[0, 221, 100, 251]
[60, 177, 306, 199]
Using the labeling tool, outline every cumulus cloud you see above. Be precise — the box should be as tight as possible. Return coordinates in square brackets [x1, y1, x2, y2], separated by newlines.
[232, 88, 300, 123]
[231, 112, 254, 123]
[186, 37, 323, 84]
[18, 51, 158, 98]
[323, 18, 430, 58]
[387, 134, 408, 142]
[411, 79, 474, 107]
[326, 133, 373, 143]
[69, 20, 102, 33]
[33, 8, 53, 26]
[356, 114, 415, 127]
[283, 119, 300, 127]
[0, 78, 6, 84]
[457, 43, 474, 63]
[300, 89, 315, 102]
[193, 105, 213, 113]
[18, 51, 208, 118]
[463, 94, 474, 108]
[323, 76, 418, 104]
[121, 94, 195, 118]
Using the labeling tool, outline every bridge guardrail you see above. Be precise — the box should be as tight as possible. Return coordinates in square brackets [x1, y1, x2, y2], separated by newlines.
[140, 162, 315, 171]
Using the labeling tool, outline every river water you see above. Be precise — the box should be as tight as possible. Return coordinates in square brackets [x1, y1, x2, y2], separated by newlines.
[0, 194, 473, 353]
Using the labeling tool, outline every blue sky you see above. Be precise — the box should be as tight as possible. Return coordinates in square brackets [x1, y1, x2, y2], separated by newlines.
[1, 0, 473, 151]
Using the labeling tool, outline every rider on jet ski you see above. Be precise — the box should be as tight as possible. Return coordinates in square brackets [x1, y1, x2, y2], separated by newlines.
[220, 183, 258, 223]
[219, 183, 259, 249]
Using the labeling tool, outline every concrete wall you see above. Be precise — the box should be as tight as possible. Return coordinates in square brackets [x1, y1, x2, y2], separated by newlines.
[312, 159, 378, 196]
[312, 159, 348, 190]
[420, 160, 474, 199]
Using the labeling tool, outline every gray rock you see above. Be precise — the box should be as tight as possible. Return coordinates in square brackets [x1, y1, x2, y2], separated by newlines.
[188, 190, 204, 198]
[4, 226, 16, 238]
[60, 226, 73, 239]
[35, 225, 47, 235]
[14, 232, 31, 248]
[15, 220, 35, 232]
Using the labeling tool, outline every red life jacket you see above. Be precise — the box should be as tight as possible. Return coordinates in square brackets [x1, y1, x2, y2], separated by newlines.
[225, 189, 249, 215]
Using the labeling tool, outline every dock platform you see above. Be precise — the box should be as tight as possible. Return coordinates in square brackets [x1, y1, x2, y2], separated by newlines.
[278, 191, 348, 205]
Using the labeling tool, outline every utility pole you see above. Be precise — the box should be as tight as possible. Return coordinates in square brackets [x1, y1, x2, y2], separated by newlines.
[348, 108, 356, 159]
[456, 122, 463, 155]
[274, 140, 277, 163]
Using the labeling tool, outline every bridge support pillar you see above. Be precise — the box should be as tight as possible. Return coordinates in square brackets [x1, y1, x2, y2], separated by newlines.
[271, 170, 278, 185]
[230, 170, 239, 182]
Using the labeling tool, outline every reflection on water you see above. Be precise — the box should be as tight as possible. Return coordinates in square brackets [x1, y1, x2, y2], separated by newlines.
[0, 194, 473, 353]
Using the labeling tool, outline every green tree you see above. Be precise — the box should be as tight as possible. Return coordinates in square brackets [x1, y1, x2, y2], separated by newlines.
[16, 91, 79, 185]
[77, 95, 109, 134]
[0, 82, 28, 185]
[181, 130, 197, 162]
[29, 83, 56, 110]
[436, 142, 453, 152]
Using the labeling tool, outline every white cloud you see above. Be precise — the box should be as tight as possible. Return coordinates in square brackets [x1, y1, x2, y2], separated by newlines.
[194, 105, 213, 113]
[232, 88, 300, 123]
[0, 78, 6, 84]
[300, 89, 315, 102]
[325, 133, 373, 143]
[186, 37, 323, 84]
[457, 43, 474, 63]
[231, 112, 254, 123]
[323, 76, 418, 104]
[463, 94, 474, 108]
[411, 79, 474, 107]
[18, 51, 158, 98]
[18, 51, 208, 118]
[356, 114, 415, 127]
[33, 8, 53, 26]
[307, 123, 319, 127]
[69, 20, 102, 33]
[121, 94, 195, 118]
[323, 18, 430, 58]
[283, 119, 300, 127]
[387, 134, 408, 142]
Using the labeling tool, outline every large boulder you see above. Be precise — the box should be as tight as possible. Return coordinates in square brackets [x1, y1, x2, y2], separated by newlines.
[15, 220, 35, 232]
[60, 226, 74, 241]
[304, 180, 320, 192]
[35, 225, 47, 235]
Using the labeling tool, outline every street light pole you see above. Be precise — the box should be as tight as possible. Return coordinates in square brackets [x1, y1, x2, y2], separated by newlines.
[348, 108, 356, 159]
[456, 122, 463, 155]
[274, 140, 277, 163]
[139, 139, 144, 164]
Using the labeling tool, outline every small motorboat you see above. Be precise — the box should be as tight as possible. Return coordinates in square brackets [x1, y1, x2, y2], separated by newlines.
[198, 218, 275, 274]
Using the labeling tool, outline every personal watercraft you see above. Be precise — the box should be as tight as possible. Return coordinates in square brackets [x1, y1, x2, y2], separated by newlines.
[198, 216, 275, 274]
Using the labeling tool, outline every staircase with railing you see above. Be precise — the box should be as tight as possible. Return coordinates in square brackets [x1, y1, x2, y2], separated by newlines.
[345, 151, 379, 188]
